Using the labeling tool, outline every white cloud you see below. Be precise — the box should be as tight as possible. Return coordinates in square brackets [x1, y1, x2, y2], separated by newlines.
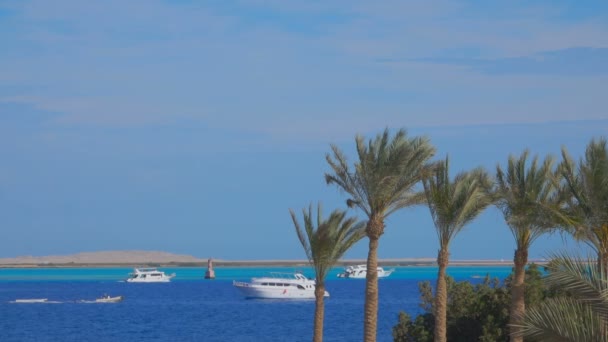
[1, 0, 607, 139]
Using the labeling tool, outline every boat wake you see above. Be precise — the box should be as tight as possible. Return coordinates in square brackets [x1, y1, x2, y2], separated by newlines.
[10, 297, 123, 304]
[10, 300, 62, 304]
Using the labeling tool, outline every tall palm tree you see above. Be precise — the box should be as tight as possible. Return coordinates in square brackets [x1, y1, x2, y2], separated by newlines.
[559, 137, 608, 273]
[290, 204, 366, 342]
[325, 128, 435, 341]
[422, 157, 493, 342]
[513, 252, 608, 341]
[494, 150, 558, 342]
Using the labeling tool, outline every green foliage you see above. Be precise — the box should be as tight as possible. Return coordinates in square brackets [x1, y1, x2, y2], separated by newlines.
[504, 263, 546, 306]
[393, 265, 548, 342]
[392, 312, 433, 342]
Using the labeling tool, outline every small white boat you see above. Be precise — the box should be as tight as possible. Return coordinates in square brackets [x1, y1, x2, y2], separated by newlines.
[233, 272, 329, 299]
[337, 265, 394, 279]
[95, 295, 123, 303]
[15, 298, 48, 303]
[126, 268, 175, 283]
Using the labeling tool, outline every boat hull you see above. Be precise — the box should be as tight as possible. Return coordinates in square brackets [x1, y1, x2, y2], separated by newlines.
[233, 282, 329, 299]
[95, 296, 123, 303]
[126, 278, 172, 283]
[340, 271, 393, 279]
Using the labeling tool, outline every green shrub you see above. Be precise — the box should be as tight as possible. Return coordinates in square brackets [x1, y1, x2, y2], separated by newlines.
[393, 264, 546, 342]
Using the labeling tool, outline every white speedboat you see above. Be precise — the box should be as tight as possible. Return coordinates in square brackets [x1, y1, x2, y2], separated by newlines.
[126, 268, 175, 283]
[337, 265, 394, 279]
[233, 272, 329, 299]
[95, 295, 123, 303]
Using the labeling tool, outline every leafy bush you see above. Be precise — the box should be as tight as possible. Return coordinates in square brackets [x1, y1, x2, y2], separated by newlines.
[393, 264, 546, 342]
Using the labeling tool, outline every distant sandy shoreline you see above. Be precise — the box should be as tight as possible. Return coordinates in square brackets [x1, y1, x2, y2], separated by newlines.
[0, 259, 547, 268]
[0, 251, 547, 268]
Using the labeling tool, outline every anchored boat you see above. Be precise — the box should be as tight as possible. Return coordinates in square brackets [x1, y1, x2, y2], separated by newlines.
[233, 272, 328, 299]
[337, 265, 394, 279]
[126, 268, 175, 283]
[95, 295, 123, 303]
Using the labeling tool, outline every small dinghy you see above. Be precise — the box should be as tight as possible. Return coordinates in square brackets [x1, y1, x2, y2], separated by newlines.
[95, 295, 123, 303]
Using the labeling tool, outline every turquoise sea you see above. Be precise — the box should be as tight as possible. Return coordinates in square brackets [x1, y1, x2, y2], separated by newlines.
[1, 266, 514, 341]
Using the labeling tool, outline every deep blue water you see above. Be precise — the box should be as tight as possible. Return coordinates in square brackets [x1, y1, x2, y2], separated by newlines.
[0, 266, 513, 342]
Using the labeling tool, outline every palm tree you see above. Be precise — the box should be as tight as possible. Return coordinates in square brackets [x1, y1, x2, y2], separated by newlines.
[422, 157, 493, 342]
[325, 128, 435, 341]
[290, 203, 366, 342]
[559, 137, 608, 273]
[494, 150, 558, 342]
[513, 252, 608, 341]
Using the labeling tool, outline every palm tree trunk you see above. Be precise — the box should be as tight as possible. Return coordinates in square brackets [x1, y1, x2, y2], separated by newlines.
[313, 284, 325, 342]
[597, 224, 608, 275]
[598, 251, 608, 276]
[510, 247, 528, 342]
[364, 234, 379, 342]
[434, 248, 449, 342]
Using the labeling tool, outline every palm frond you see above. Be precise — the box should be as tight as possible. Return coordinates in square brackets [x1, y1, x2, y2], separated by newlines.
[326, 144, 372, 216]
[290, 207, 313, 263]
[514, 296, 605, 342]
[544, 252, 608, 321]
[516, 252, 608, 342]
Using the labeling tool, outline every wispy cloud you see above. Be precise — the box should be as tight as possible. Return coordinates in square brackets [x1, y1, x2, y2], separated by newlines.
[1, 0, 607, 138]
[395, 47, 608, 76]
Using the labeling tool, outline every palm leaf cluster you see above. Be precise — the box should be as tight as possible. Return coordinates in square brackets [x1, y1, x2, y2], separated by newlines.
[559, 138, 608, 267]
[515, 253, 608, 341]
[325, 128, 435, 220]
[423, 157, 492, 249]
[290, 204, 366, 284]
[495, 151, 558, 248]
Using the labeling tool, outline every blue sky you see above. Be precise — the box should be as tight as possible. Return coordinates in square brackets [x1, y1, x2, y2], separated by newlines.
[1, 0, 607, 260]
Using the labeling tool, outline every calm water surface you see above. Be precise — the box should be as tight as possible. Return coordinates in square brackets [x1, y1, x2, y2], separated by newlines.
[0, 266, 513, 342]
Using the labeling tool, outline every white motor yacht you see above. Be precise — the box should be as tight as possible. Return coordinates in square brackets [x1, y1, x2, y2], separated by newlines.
[337, 265, 394, 279]
[233, 272, 329, 299]
[126, 268, 175, 283]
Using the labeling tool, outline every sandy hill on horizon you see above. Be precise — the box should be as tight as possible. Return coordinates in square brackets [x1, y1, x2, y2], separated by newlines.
[0, 250, 205, 265]
[0, 251, 527, 267]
